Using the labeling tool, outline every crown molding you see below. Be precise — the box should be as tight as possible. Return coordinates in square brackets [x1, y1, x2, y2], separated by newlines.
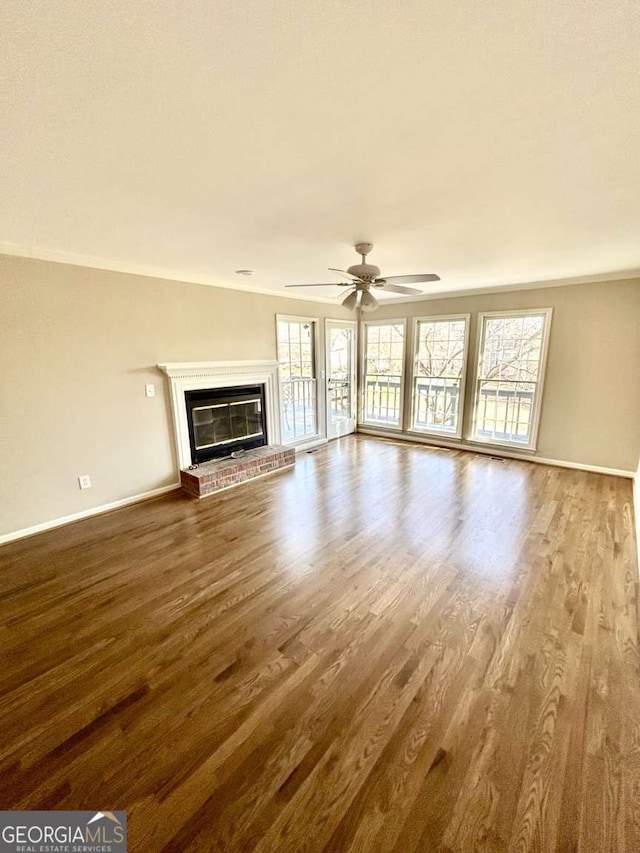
[0, 242, 340, 305]
[2, 241, 638, 307]
[377, 268, 640, 305]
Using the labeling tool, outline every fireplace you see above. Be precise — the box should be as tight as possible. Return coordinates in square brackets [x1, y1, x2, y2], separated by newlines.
[185, 385, 267, 464]
[157, 361, 282, 472]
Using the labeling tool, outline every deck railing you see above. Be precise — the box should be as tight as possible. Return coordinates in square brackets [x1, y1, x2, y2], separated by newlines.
[280, 377, 317, 440]
[362, 376, 534, 442]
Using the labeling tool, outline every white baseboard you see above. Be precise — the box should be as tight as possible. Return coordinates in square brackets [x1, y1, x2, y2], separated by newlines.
[0, 483, 181, 546]
[0, 440, 327, 545]
[2, 440, 636, 548]
[357, 427, 635, 479]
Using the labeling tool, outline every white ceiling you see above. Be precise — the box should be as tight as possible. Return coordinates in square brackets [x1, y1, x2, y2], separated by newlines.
[2, 0, 640, 304]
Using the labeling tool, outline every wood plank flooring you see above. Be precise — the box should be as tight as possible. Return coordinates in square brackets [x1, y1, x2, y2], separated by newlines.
[1, 435, 639, 852]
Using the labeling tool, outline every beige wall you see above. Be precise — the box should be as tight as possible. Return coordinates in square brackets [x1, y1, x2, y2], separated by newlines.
[1, 255, 639, 539]
[635, 455, 640, 562]
[371, 279, 640, 472]
[0, 255, 351, 537]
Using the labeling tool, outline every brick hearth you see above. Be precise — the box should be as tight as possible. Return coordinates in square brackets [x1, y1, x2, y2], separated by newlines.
[180, 445, 295, 498]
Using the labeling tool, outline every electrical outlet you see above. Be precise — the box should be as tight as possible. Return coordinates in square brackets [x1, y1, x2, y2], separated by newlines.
[78, 474, 91, 490]
[145, 384, 155, 398]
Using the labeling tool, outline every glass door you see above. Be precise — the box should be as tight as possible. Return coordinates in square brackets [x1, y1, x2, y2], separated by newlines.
[325, 320, 356, 439]
[277, 317, 319, 444]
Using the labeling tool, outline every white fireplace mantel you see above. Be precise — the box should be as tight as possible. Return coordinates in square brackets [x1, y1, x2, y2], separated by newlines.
[157, 361, 282, 470]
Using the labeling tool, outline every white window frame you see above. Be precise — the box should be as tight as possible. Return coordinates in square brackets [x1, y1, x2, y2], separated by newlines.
[471, 308, 552, 451]
[408, 313, 471, 441]
[276, 314, 324, 447]
[359, 318, 407, 431]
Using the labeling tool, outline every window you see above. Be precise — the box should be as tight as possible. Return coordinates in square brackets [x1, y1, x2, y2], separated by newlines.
[473, 309, 552, 449]
[277, 317, 318, 443]
[411, 315, 469, 438]
[362, 321, 406, 427]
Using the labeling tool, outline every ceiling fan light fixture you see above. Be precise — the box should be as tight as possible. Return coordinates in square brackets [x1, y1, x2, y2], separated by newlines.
[360, 290, 378, 312]
[341, 290, 358, 310]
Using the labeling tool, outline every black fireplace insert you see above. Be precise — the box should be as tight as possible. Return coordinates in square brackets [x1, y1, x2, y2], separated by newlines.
[185, 385, 267, 464]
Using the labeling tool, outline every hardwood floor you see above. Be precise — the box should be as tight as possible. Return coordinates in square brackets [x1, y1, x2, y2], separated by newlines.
[1, 435, 639, 852]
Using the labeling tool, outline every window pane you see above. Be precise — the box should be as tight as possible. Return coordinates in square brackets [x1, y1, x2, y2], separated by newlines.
[412, 318, 468, 435]
[474, 312, 549, 447]
[480, 315, 544, 381]
[362, 323, 405, 426]
[277, 319, 318, 442]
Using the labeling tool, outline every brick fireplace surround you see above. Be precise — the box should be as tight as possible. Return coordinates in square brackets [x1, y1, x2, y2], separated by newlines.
[180, 445, 295, 498]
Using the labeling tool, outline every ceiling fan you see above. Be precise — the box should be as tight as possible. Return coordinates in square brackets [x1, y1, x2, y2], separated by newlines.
[285, 243, 440, 311]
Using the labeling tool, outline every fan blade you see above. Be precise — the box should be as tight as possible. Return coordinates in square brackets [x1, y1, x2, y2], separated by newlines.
[375, 273, 440, 285]
[329, 267, 361, 280]
[284, 282, 348, 288]
[376, 283, 423, 295]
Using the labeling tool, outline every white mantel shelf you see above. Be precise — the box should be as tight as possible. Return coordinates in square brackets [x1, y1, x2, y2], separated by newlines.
[157, 360, 282, 471]
[157, 361, 279, 378]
